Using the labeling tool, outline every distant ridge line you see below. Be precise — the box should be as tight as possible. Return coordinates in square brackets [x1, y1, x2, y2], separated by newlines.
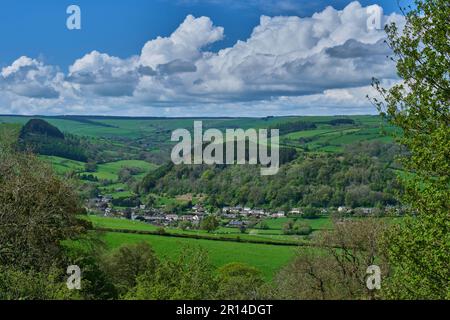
[0, 114, 376, 120]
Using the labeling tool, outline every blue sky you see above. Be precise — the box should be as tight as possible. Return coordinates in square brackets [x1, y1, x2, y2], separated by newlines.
[0, 1, 409, 116]
[0, 0, 405, 69]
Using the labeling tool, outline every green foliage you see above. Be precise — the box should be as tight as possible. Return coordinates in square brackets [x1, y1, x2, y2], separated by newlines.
[302, 206, 320, 219]
[0, 146, 89, 271]
[140, 162, 174, 193]
[269, 120, 317, 135]
[178, 220, 193, 231]
[257, 220, 269, 230]
[373, 0, 450, 299]
[127, 246, 217, 300]
[19, 119, 88, 162]
[19, 119, 65, 140]
[328, 118, 355, 126]
[274, 219, 389, 300]
[102, 242, 159, 296]
[101, 231, 296, 280]
[0, 123, 21, 147]
[216, 263, 265, 300]
[282, 220, 312, 236]
[111, 195, 141, 207]
[0, 266, 74, 300]
[85, 161, 98, 172]
[200, 215, 220, 233]
[163, 201, 191, 214]
[63, 235, 118, 300]
[142, 142, 399, 210]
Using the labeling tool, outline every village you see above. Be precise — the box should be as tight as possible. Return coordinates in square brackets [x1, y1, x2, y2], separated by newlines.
[86, 194, 405, 230]
[86, 195, 289, 228]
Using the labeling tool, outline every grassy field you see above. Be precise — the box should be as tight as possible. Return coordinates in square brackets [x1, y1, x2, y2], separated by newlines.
[1, 115, 397, 164]
[0, 114, 392, 141]
[261, 216, 333, 231]
[86, 216, 300, 280]
[40, 156, 157, 183]
[280, 117, 394, 153]
[101, 231, 297, 280]
[87, 216, 309, 244]
[82, 160, 157, 181]
[39, 155, 86, 174]
[0, 122, 21, 140]
[39, 156, 158, 201]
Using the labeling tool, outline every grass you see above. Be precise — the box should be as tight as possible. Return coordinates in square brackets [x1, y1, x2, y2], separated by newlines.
[87, 216, 308, 244]
[82, 160, 157, 181]
[101, 231, 297, 280]
[0, 123, 21, 147]
[39, 155, 85, 174]
[278, 116, 395, 153]
[262, 216, 333, 231]
[89, 216, 159, 232]
[1, 115, 396, 158]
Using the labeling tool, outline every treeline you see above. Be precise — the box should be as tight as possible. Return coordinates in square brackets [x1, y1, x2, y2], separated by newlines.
[18, 119, 88, 162]
[267, 118, 354, 136]
[19, 118, 64, 139]
[140, 141, 400, 210]
[269, 120, 316, 135]
[16, 119, 161, 165]
[327, 118, 355, 126]
[20, 134, 88, 162]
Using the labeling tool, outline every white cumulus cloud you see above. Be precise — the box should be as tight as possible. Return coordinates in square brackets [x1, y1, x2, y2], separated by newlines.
[0, 1, 405, 116]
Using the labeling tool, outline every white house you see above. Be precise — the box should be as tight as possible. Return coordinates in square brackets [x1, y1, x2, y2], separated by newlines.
[166, 214, 179, 221]
[338, 206, 348, 213]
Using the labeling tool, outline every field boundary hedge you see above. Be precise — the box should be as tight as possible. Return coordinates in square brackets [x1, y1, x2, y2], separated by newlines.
[95, 227, 312, 247]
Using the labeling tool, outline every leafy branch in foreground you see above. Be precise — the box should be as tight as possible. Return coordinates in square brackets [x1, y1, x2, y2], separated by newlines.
[0, 145, 89, 271]
[372, 0, 449, 299]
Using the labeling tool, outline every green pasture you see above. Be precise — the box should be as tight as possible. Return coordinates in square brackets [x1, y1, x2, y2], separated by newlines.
[101, 231, 297, 280]
[82, 160, 157, 181]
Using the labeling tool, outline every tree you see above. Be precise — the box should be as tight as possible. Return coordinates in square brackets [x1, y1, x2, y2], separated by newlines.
[102, 242, 159, 296]
[216, 263, 264, 300]
[128, 246, 216, 300]
[178, 220, 192, 231]
[84, 161, 97, 173]
[118, 168, 133, 183]
[302, 206, 320, 219]
[200, 215, 220, 233]
[63, 235, 118, 300]
[292, 221, 312, 236]
[0, 146, 89, 272]
[258, 220, 269, 230]
[0, 266, 75, 300]
[282, 219, 295, 235]
[283, 219, 295, 234]
[273, 219, 389, 300]
[372, 0, 449, 299]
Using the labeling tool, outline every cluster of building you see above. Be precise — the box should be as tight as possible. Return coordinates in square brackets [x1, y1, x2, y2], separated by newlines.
[220, 206, 291, 219]
[133, 204, 209, 226]
[337, 205, 407, 216]
[86, 195, 112, 214]
[133, 213, 203, 226]
[87, 197, 210, 227]
[87, 193, 407, 230]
